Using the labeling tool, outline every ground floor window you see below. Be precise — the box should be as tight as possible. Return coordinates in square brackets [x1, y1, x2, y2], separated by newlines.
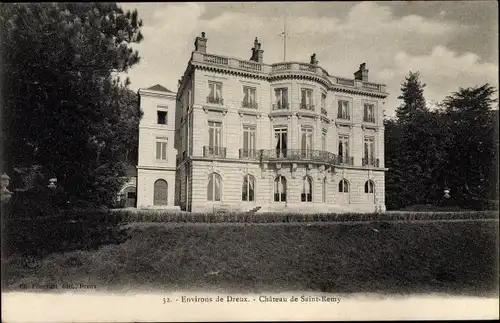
[242, 174, 255, 201]
[301, 176, 313, 202]
[207, 172, 222, 201]
[274, 175, 287, 202]
[365, 180, 374, 193]
[153, 179, 168, 205]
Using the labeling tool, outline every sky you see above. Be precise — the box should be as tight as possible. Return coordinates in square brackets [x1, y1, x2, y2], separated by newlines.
[119, 1, 498, 117]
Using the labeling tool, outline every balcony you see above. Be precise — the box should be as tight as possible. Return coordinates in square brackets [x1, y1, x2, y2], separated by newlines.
[239, 149, 261, 160]
[272, 102, 289, 110]
[300, 103, 315, 111]
[261, 149, 337, 164]
[337, 155, 354, 166]
[242, 101, 258, 109]
[362, 157, 380, 167]
[203, 146, 226, 158]
[321, 107, 327, 116]
[206, 96, 224, 105]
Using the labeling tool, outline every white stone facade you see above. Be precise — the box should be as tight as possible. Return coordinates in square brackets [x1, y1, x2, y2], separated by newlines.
[136, 86, 179, 210]
[138, 33, 389, 213]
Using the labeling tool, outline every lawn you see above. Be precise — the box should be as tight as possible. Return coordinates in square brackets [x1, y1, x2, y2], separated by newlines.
[3, 219, 498, 296]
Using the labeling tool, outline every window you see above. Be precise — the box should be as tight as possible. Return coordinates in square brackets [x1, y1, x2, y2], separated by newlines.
[157, 110, 167, 124]
[207, 173, 222, 201]
[208, 121, 222, 147]
[321, 93, 326, 109]
[338, 135, 349, 164]
[274, 127, 288, 158]
[301, 176, 313, 202]
[364, 104, 375, 123]
[242, 125, 257, 158]
[153, 179, 168, 205]
[208, 81, 223, 104]
[364, 137, 375, 166]
[274, 88, 289, 110]
[242, 174, 255, 201]
[338, 179, 349, 193]
[322, 177, 327, 203]
[242, 86, 257, 109]
[300, 88, 314, 110]
[365, 180, 374, 193]
[321, 130, 327, 152]
[337, 100, 350, 120]
[156, 137, 168, 161]
[274, 176, 287, 202]
[300, 126, 313, 158]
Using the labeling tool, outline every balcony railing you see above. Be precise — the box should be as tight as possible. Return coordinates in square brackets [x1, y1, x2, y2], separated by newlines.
[239, 60, 262, 71]
[362, 157, 380, 167]
[363, 117, 376, 123]
[272, 102, 289, 110]
[239, 149, 261, 160]
[300, 103, 315, 111]
[337, 155, 354, 166]
[203, 146, 226, 158]
[206, 96, 224, 105]
[362, 82, 380, 91]
[321, 107, 328, 115]
[337, 78, 355, 86]
[242, 101, 258, 109]
[261, 149, 337, 164]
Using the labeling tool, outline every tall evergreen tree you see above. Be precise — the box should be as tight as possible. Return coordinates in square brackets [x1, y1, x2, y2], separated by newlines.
[0, 3, 144, 207]
[442, 84, 498, 208]
[396, 71, 428, 123]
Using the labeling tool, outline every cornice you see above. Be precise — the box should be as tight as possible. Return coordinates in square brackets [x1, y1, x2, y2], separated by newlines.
[332, 86, 389, 99]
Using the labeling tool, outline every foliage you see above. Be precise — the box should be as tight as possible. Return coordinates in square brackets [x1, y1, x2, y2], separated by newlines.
[0, 3, 143, 207]
[385, 71, 498, 210]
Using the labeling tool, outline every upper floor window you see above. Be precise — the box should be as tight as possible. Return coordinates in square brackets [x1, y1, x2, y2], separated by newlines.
[321, 130, 327, 152]
[300, 126, 313, 158]
[242, 86, 257, 109]
[300, 88, 314, 110]
[364, 104, 375, 123]
[208, 121, 223, 148]
[321, 93, 326, 109]
[242, 124, 256, 155]
[156, 137, 168, 161]
[207, 81, 223, 104]
[157, 111, 167, 125]
[274, 88, 289, 110]
[363, 137, 376, 166]
[337, 100, 350, 120]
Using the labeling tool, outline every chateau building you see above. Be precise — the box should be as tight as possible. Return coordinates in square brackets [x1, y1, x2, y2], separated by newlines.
[137, 32, 389, 213]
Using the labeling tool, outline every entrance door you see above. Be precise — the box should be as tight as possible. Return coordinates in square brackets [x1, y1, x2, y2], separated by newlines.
[339, 179, 350, 204]
[154, 179, 168, 206]
[365, 180, 375, 204]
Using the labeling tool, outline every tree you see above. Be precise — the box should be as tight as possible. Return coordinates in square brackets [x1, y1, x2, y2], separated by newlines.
[396, 71, 428, 123]
[0, 3, 144, 207]
[442, 84, 498, 208]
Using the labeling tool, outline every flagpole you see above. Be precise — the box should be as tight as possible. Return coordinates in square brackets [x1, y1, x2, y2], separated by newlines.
[283, 14, 287, 62]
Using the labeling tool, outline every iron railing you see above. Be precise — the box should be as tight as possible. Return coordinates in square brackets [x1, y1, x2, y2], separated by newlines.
[203, 146, 226, 158]
[260, 149, 337, 164]
[300, 103, 315, 111]
[337, 155, 354, 166]
[242, 101, 258, 109]
[272, 102, 289, 110]
[206, 96, 224, 105]
[239, 149, 261, 160]
[362, 157, 380, 167]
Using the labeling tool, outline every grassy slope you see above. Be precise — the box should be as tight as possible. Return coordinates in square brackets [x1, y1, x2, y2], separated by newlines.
[4, 220, 499, 296]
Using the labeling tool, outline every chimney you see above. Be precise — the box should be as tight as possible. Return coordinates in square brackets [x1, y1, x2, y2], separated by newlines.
[194, 32, 207, 53]
[310, 53, 318, 65]
[250, 37, 264, 63]
[256, 41, 264, 63]
[354, 62, 369, 82]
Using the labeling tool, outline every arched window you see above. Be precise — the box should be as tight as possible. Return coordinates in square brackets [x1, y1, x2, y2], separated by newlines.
[153, 179, 168, 205]
[242, 174, 255, 201]
[274, 176, 287, 202]
[207, 173, 222, 201]
[365, 180, 374, 193]
[338, 179, 349, 193]
[322, 177, 327, 203]
[301, 176, 313, 202]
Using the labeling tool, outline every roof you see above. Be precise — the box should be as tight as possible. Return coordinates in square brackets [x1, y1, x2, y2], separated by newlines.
[145, 84, 174, 93]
